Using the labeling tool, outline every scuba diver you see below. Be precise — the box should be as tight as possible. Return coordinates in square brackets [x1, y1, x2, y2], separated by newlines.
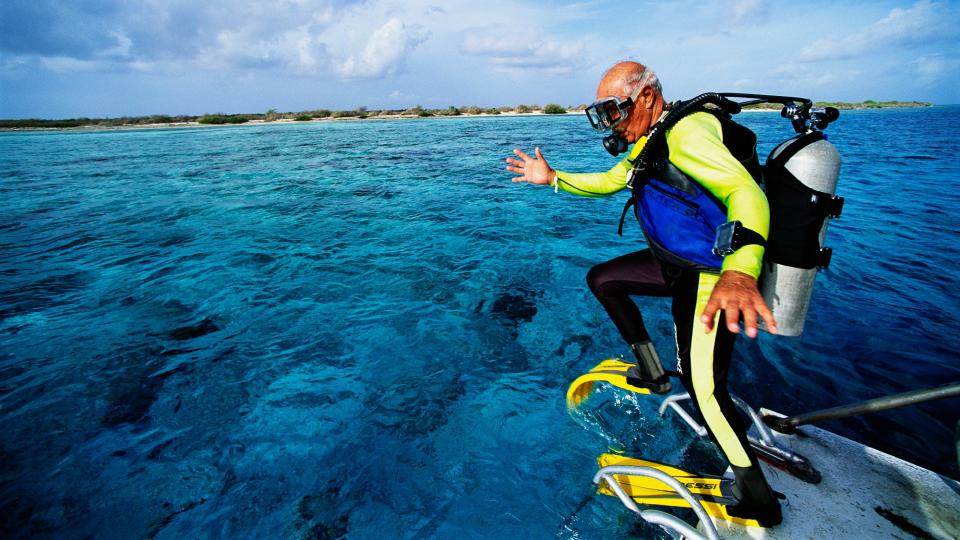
[505, 61, 783, 526]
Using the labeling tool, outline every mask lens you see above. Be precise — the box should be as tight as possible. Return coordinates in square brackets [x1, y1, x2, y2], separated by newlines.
[586, 107, 605, 130]
[585, 97, 627, 132]
[602, 100, 624, 125]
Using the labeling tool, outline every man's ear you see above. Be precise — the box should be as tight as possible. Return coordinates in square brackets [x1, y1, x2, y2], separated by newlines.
[641, 86, 655, 109]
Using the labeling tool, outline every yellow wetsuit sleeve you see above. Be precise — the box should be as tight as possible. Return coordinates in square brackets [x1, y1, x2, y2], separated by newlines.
[666, 112, 769, 278]
[553, 139, 647, 197]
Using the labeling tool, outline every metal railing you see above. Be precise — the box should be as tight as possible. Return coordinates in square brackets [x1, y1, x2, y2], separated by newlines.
[659, 392, 821, 484]
[594, 464, 720, 540]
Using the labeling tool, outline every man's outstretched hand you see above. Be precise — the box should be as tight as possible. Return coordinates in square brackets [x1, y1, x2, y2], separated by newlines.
[506, 147, 555, 185]
[701, 270, 778, 338]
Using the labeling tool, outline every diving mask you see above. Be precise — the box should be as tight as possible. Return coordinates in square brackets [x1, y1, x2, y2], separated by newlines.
[584, 76, 646, 132]
[586, 95, 633, 132]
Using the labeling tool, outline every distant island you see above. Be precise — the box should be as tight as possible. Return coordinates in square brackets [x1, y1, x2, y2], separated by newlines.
[741, 100, 932, 111]
[0, 101, 934, 130]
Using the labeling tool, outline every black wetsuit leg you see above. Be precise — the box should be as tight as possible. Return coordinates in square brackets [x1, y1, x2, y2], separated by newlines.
[585, 249, 673, 344]
[588, 253, 756, 464]
[671, 269, 757, 468]
[672, 269, 781, 525]
[588, 252, 780, 525]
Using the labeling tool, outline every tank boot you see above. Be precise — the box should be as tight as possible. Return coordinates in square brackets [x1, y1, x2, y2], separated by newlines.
[726, 464, 783, 527]
[625, 341, 672, 395]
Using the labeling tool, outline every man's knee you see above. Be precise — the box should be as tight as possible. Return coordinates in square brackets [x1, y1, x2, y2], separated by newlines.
[586, 264, 605, 296]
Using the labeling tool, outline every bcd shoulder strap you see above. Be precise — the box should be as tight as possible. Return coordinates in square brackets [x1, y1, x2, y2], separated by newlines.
[618, 93, 743, 236]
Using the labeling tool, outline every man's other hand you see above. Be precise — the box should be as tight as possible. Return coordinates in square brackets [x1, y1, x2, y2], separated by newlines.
[701, 270, 778, 338]
[506, 147, 555, 185]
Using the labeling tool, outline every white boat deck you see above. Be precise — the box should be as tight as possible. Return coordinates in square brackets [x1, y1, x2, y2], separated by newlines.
[708, 414, 960, 539]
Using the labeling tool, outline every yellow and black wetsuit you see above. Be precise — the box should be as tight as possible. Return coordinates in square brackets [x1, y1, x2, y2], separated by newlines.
[556, 111, 780, 524]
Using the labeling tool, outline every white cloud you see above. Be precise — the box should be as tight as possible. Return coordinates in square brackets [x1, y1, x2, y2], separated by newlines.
[387, 89, 418, 102]
[2, 0, 364, 74]
[101, 32, 133, 60]
[38, 56, 103, 73]
[799, 0, 956, 62]
[913, 54, 960, 85]
[204, 26, 330, 72]
[460, 26, 585, 74]
[770, 63, 842, 88]
[725, 0, 769, 26]
[335, 18, 426, 79]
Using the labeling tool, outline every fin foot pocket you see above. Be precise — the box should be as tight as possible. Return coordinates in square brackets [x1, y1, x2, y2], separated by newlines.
[728, 464, 783, 527]
[725, 498, 783, 528]
[625, 367, 672, 394]
[628, 341, 672, 394]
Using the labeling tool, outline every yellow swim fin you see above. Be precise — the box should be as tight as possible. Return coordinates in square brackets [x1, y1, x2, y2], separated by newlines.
[596, 453, 764, 528]
[566, 358, 651, 409]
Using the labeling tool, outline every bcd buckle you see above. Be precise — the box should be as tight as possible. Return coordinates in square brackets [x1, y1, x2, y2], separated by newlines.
[809, 193, 844, 219]
[818, 247, 833, 269]
[828, 196, 844, 218]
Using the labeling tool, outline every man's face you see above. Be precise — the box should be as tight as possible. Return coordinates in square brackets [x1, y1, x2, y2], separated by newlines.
[617, 98, 651, 144]
[595, 79, 651, 144]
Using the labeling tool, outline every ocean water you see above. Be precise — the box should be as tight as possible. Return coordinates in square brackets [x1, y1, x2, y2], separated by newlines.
[1, 108, 958, 539]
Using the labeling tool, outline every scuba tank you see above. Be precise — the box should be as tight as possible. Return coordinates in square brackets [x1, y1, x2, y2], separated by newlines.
[760, 103, 842, 335]
[619, 93, 842, 336]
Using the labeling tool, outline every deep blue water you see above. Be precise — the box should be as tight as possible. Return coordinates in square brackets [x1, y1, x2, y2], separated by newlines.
[1, 109, 958, 539]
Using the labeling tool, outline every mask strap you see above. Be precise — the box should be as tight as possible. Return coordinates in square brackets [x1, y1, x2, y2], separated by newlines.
[627, 68, 652, 106]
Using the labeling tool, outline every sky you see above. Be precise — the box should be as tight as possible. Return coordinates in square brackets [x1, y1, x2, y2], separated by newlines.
[1, 0, 958, 119]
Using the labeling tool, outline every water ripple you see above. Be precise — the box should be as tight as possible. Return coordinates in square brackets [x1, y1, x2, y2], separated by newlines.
[1, 110, 959, 538]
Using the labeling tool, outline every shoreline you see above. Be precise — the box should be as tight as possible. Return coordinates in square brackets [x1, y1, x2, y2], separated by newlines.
[0, 111, 580, 133]
[0, 104, 940, 133]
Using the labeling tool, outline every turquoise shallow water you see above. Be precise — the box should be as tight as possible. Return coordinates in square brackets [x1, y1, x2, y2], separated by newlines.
[1, 109, 959, 538]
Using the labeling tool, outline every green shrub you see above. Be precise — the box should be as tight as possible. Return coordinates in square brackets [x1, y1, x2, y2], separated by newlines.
[515, 104, 531, 113]
[148, 115, 175, 124]
[312, 109, 332, 118]
[198, 114, 249, 125]
[484, 108, 501, 115]
[294, 114, 312, 121]
[331, 110, 355, 118]
[543, 103, 567, 114]
[0, 119, 84, 128]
